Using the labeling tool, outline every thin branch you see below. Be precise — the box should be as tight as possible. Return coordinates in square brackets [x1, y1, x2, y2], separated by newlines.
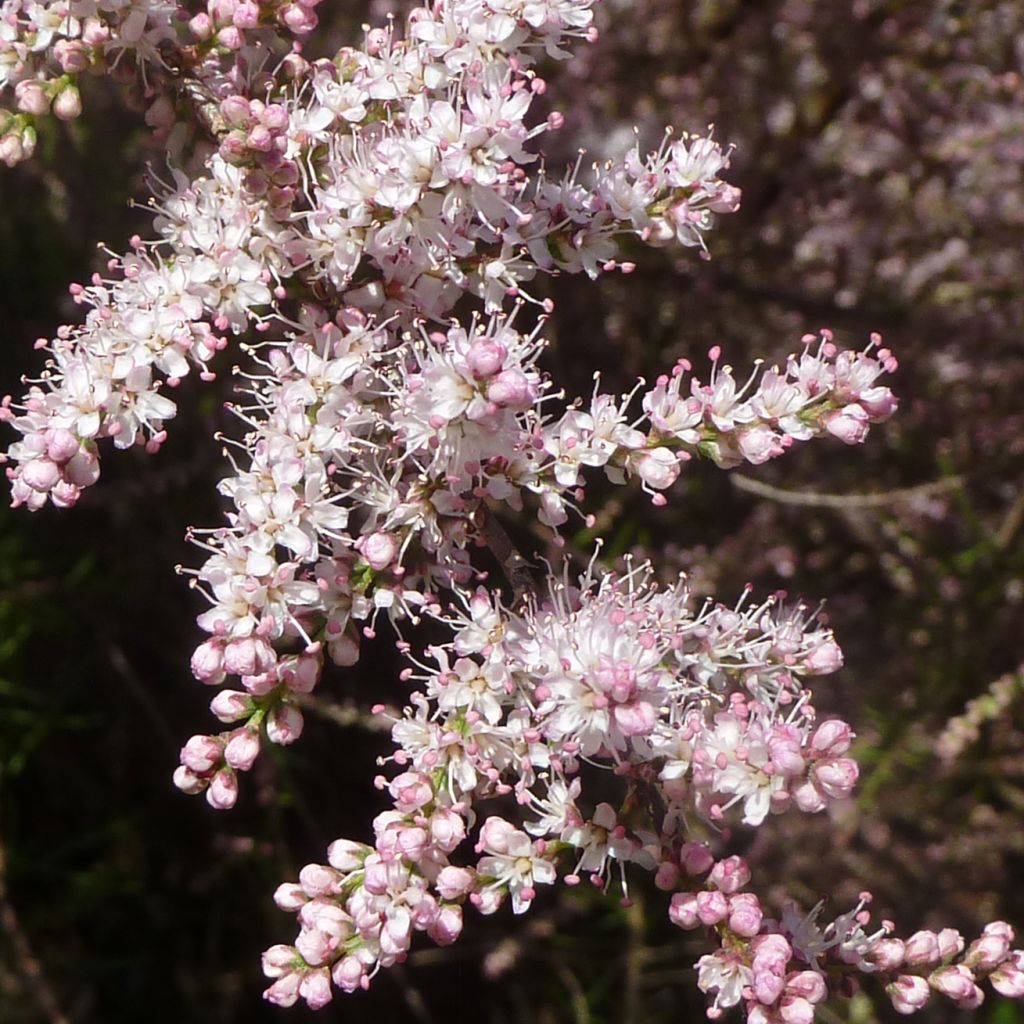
[478, 504, 538, 600]
[291, 693, 393, 732]
[731, 473, 964, 510]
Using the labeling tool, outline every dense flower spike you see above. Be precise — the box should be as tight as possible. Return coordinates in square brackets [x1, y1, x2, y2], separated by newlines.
[5, 0, 1020, 1020]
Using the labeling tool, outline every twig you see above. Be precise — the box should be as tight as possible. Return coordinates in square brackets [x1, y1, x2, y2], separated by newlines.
[291, 693, 393, 732]
[0, 778, 71, 1024]
[478, 504, 538, 599]
[995, 488, 1024, 551]
[731, 473, 964, 509]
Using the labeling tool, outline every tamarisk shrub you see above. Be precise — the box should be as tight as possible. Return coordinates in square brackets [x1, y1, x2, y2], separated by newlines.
[2, 0, 1019, 1019]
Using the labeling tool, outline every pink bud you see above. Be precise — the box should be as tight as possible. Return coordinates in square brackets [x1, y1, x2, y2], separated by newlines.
[887, 974, 931, 1014]
[668, 892, 700, 930]
[224, 636, 275, 677]
[785, 971, 827, 1004]
[210, 690, 251, 723]
[859, 386, 898, 421]
[654, 862, 680, 891]
[812, 757, 858, 799]
[53, 40, 89, 72]
[206, 767, 239, 809]
[710, 855, 751, 894]
[696, 890, 729, 926]
[52, 84, 82, 121]
[233, 0, 259, 27]
[326, 839, 369, 872]
[266, 704, 304, 745]
[331, 956, 365, 993]
[224, 729, 260, 771]
[172, 765, 205, 795]
[778, 996, 814, 1024]
[680, 842, 714, 875]
[810, 719, 852, 757]
[930, 964, 981, 1007]
[803, 638, 844, 674]
[728, 893, 763, 937]
[299, 969, 333, 1010]
[262, 943, 300, 977]
[188, 11, 213, 38]
[272, 884, 308, 911]
[191, 640, 226, 684]
[298, 863, 342, 897]
[428, 904, 463, 945]
[904, 931, 940, 966]
[436, 865, 476, 900]
[216, 25, 245, 49]
[360, 531, 398, 571]
[262, 973, 301, 1007]
[824, 403, 870, 445]
[965, 932, 1010, 971]
[487, 369, 536, 409]
[936, 928, 964, 960]
[633, 448, 681, 490]
[220, 94, 252, 127]
[991, 954, 1024, 998]
[21, 458, 60, 491]
[867, 938, 906, 972]
[466, 339, 506, 378]
[430, 808, 466, 852]
[15, 80, 50, 116]
[46, 428, 80, 463]
[181, 734, 222, 773]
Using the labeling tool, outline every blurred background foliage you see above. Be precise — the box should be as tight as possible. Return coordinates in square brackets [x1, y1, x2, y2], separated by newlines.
[1, 0, 1023, 1021]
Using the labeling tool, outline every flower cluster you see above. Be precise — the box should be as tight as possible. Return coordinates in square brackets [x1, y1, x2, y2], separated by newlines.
[5, 0, 1020, 1020]
[0, 0, 322, 166]
[260, 564, 862, 1007]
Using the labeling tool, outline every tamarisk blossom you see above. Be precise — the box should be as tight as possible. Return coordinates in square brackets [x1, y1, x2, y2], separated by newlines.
[8, 0, 1018, 1021]
[260, 562, 867, 1006]
[0, 0, 325, 165]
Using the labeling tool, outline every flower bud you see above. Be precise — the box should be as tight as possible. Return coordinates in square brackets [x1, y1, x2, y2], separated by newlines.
[710, 855, 751, 894]
[991, 954, 1024, 998]
[224, 729, 260, 771]
[272, 883, 308, 911]
[53, 40, 89, 72]
[298, 969, 333, 1010]
[866, 938, 906, 972]
[466, 339, 506, 378]
[191, 639, 226, 684]
[332, 956, 365, 993]
[668, 892, 700, 930]
[487, 368, 535, 409]
[929, 964, 982, 1007]
[824, 403, 870, 445]
[696, 890, 729, 926]
[360, 531, 398, 571]
[266, 703, 304, 745]
[428, 904, 463, 945]
[680, 842, 714, 875]
[181, 734, 223, 773]
[15, 80, 50, 116]
[904, 930, 940, 966]
[53, 83, 82, 121]
[206, 767, 238, 809]
[210, 689, 252, 723]
[728, 892, 763, 938]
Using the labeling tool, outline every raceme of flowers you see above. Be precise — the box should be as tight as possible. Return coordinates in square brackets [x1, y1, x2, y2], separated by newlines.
[3, 0, 1020, 1021]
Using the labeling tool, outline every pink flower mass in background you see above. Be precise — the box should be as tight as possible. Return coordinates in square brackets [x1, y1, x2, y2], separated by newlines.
[1, 0, 1023, 1021]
